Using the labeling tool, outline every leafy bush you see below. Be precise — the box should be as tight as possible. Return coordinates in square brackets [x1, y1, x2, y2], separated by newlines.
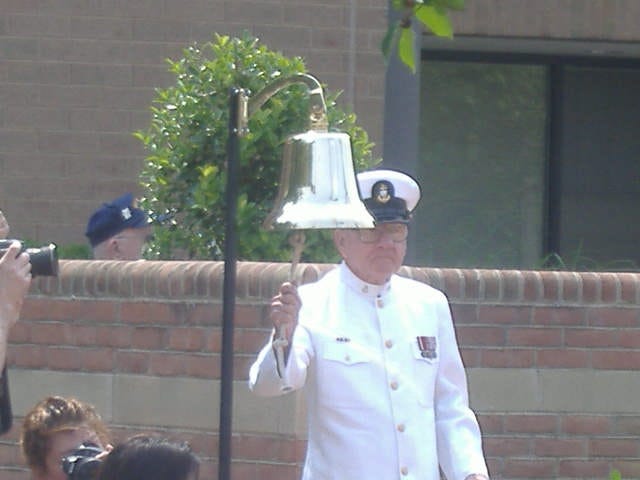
[135, 33, 378, 261]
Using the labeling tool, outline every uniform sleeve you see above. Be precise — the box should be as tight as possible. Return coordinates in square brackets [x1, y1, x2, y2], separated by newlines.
[433, 294, 489, 480]
[248, 324, 313, 397]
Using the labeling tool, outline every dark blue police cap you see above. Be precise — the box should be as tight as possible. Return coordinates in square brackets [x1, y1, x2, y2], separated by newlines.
[85, 193, 149, 247]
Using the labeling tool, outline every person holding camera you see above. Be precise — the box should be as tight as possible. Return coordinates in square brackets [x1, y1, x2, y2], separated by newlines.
[0, 240, 31, 372]
[85, 193, 152, 261]
[97, 434, 200, 480]
[0, 210, 32, 433]
[21, 396, 112, 480]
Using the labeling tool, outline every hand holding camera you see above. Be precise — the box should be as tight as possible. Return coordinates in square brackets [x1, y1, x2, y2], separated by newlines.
[0, 239, 58, 277]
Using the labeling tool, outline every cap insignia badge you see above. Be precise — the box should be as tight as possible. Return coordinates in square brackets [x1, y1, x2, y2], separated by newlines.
[121, 207, 132, 220]
[373, 180, 392, 204]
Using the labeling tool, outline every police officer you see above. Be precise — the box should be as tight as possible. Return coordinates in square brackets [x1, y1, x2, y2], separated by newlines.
[85, 193, 151, 260]
[250, 169, 490, 480]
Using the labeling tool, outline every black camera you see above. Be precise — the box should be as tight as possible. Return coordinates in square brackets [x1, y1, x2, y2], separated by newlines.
[61, 442, 105, 480]
[0, 239, 58, 276]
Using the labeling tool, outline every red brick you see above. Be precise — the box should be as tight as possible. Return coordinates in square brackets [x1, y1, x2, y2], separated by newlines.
[615, 460, 640, 479]
[581, 272, 602, 303]
[534, 438, 586, 457]
[503, 458, 556, 478]
[149, 352, 188, 376]
[459, 347, 482, 367]
[588, 307, 639, 327]
[442, 268, 465, 299]
[533, 306, 587, 326]
[185, 354, 217, 379]
[115, 351, 149, 374]
[505, 415, 558, 434]
[454, 326, 505, 347]
[565, 328, 619, 347]
[484, 437, 530, 456]
[235, 304, 265, 328]
[522, 270, 543, 302]
[167, 327, 208, 351]
[507, 327, 562, 347]
[563, 415, 611, 435]
[477, 305, 531, 325]
[614, 416, 640, 435]
[477, 414, 504, 434]
[537, 349, 590, 368]
[618, 273, 640, 303]
[589, 438, 639, 457]
[79, 348, 115, 372]
[600, 273, 621, 303]
[502, 270, 523, 301]
[460, 268, 480, 299]
[558, 459, 610, 478]
[120, 302, 176, 324]
[449, 304, 477, 324]
[592, 351, 640, 370]
[47, 347, 83, 370]
[130, 326, 164, 350]
[540, 271, 561, 302]
[481, 349, 535, 368]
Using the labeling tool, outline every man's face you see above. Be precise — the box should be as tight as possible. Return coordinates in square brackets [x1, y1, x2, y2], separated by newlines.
[333, 222, 408, 285]
[36, 427, 104, 480]
[112, 226, 151, 260]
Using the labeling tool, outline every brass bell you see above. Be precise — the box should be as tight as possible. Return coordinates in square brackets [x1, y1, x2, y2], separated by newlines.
[263, 130, 375, 230]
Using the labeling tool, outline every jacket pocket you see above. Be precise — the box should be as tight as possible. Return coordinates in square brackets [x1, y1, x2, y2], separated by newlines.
[316, 342, 379, 408]
[411, 339, 439, 407]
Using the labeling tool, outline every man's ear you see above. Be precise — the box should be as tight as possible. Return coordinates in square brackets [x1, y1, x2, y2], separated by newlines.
[333, 230, 347, 257]
[108, 238, 122, 259]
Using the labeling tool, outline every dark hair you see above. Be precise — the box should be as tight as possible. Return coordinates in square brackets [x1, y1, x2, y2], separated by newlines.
[98, 434, 199, 480]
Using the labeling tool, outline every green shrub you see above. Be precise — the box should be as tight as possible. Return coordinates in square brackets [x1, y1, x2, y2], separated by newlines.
[135, 33, 379, 261]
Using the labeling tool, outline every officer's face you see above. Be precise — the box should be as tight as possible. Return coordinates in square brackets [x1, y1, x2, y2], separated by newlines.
[333, 223, 407, 285]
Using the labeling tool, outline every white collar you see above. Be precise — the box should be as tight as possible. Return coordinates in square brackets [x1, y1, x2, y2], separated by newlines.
[339, 261, 391, 299]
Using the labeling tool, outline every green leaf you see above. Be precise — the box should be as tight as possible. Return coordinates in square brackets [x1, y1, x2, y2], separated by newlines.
[415, 4, 453, 38]
[381, 22, 400, 61]
[433, 0, 465, 10]
[398, 27, 415, 73]
[610, 470, 622, 480]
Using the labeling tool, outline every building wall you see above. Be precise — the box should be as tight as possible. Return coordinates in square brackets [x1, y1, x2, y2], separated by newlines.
[1, 260, 639, 480]
[0, 0, 388, 247]
[2, 1, 640, 249]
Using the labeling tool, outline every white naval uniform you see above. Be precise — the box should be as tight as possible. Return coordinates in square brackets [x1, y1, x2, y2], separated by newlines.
[249, 262, 489, 480]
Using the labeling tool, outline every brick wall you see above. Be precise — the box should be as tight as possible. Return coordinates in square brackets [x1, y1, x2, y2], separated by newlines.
[1, 260, 638, 480]
[2, 1, 640, 248]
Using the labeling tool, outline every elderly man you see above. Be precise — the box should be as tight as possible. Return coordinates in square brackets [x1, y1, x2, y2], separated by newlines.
[249, 169, 490, 480]
[85, 193, 151, 260]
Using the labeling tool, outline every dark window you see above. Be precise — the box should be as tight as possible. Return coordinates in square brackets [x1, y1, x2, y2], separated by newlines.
[415, 54, 640, 270]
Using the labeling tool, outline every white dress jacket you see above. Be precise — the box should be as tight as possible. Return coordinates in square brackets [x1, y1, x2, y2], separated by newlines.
[249, 263, 489, 480]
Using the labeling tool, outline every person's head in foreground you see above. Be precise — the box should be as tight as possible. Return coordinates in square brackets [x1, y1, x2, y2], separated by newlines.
[333, 168, 421, 285]
[97, 434, 200, 480]
[21, 396, 111, 480]
[85, 193, 151, 260]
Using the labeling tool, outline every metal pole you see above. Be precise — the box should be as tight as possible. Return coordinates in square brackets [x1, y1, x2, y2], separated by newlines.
[218, 87, 242, 480]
